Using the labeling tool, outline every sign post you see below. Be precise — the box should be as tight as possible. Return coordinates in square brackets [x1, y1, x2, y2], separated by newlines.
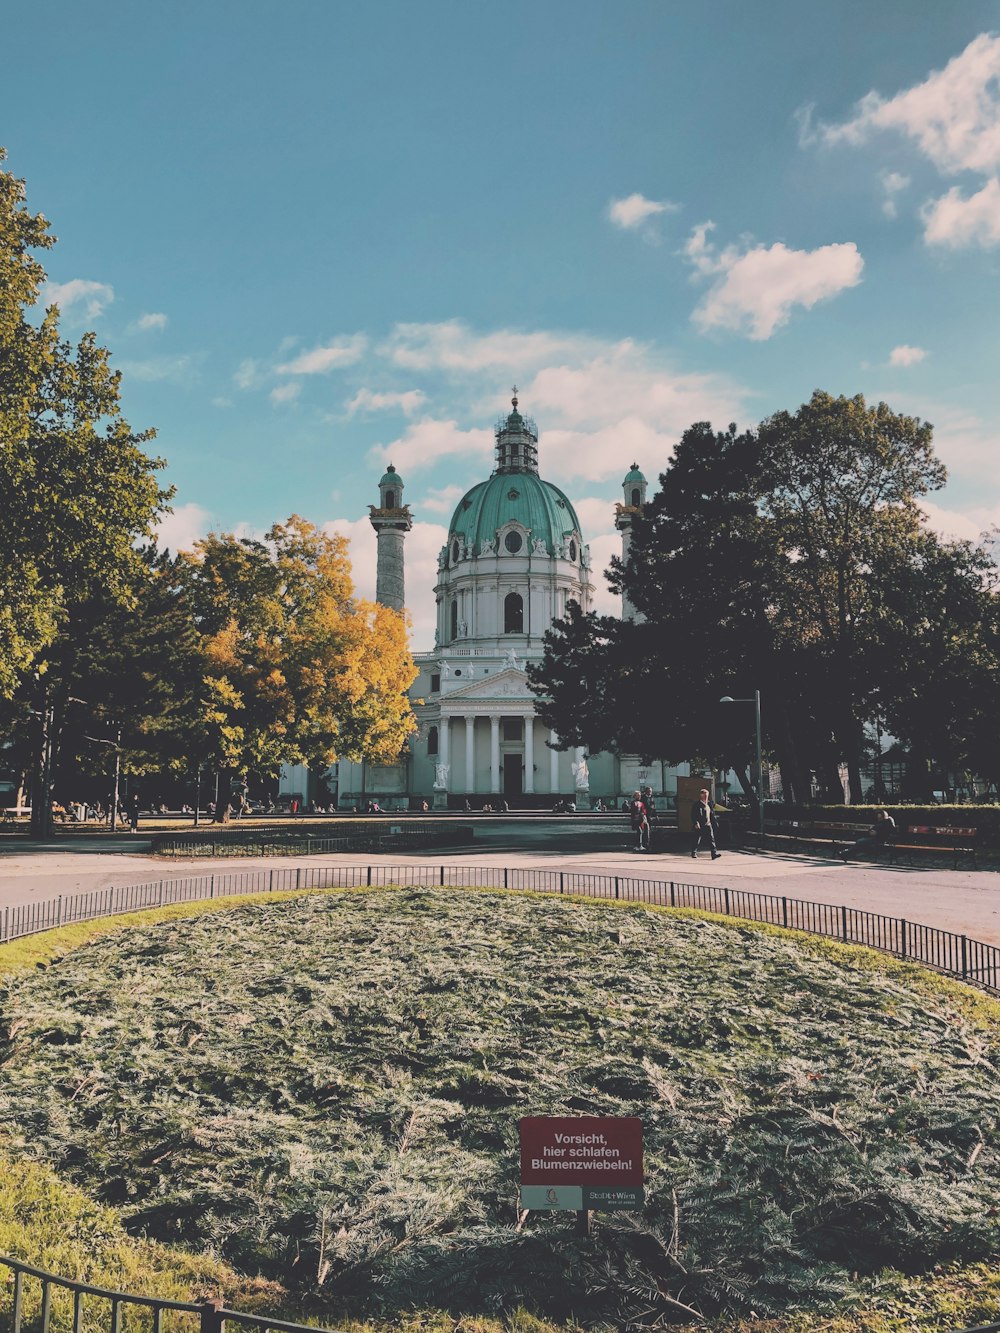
[519, 1116, 644, 1229]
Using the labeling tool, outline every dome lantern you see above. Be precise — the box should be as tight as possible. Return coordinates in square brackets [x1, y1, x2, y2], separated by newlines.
[494, 386, 539, 475]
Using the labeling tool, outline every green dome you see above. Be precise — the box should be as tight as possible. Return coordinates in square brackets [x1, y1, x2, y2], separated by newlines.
[447, 471, 583, 555]
[379, 464, 403, 487]
[623, 463, 646, 484]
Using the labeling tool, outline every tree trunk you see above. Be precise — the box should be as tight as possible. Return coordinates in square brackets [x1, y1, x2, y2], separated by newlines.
[773, 700, 808, 805]
[29, 701, 55, 840]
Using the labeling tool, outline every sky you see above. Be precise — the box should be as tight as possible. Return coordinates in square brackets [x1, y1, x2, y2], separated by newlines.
[4, 0, 999, 648]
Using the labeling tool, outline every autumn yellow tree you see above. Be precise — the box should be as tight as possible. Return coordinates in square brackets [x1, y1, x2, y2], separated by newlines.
[181, 516, 417, 816]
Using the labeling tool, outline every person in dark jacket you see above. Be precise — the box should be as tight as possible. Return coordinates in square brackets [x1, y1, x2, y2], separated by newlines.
[691, 788, 720, 859]
[839, 810, 895, 862]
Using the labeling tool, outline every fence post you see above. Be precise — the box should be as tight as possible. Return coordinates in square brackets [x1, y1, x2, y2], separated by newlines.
[295, 867, 302, 890]
[723, 887, 731, 916]
[269, 869, 274, 892]
[670, 881, 675, 907]
[56, 895, 62, 926]
[209, 875, 215, 899]
[367, 865, 372, 886]
[615, 877, 620, 900]
[440, 865, 445, 886]
[199, 1299, 225, 1333]
[559, 872, 564, 894]
[841, 904, 848, 942]
[900, 918, 908, 959]
[962, 935, 969, 980]
[782, 896, 788, 929]
[504, 867, 508, 888]
[158, 880, 165, 906]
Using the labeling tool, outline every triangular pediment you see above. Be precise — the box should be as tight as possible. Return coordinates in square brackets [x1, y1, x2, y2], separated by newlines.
[441, 668, 532, 701]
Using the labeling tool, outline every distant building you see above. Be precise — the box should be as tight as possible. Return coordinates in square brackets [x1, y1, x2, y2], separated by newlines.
[283, 393, 687, 810]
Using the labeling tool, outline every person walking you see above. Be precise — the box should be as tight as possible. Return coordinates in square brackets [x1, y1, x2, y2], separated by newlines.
[839, 810, 895, 862]
[691, 788, 720, 859]
[126, 792, 140, 834]
[629, 790, 650, 852]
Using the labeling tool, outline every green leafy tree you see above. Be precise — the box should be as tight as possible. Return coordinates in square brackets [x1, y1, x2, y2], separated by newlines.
[0, 149, 171, 833]
[181, 516, 418, 818]
[531, 393, 998, 805]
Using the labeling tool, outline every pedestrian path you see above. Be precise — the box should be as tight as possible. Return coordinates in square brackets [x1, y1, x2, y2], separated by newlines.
[1, 834, 998, 947]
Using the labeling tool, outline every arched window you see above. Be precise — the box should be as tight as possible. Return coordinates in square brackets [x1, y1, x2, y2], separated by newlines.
[427, 726, 438, 756]
[452, 539, 460, 564]
[450, 599, 459, 641]
[631, 487, 640, 506]
[504, 592, 524, 634]
[385, 489, 396, 509]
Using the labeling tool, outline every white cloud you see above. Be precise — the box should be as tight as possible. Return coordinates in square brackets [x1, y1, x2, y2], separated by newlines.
[888, 344, 928, 367]
[323, 516, 447, 648]
[526, 342, 746, 439]
[131, 311, 168, 332]
[881, 170, 911, 218]
[379, 320, 602, 374]
[920, 498, 1000, 545]
[346, 387, 427, 416]
[116, 353, 198, 383]
[154, 502, 212, 554]
[685, 227, 864, 339]
[368, 418, 494, 474]
[41, 278, 114, 321]
[270, 381, 302, 405]
[234, 358, 260, 390]
[419, 483, 466, 514]
[817, 33, 1000, 176]
[608, 193, 678, 231]
[921, 176, 1000, 248]
[543, 418, 678, 484]
[276, 335, 367, 375]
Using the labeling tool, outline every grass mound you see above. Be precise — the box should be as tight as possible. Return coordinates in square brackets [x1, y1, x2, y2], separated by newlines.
[1, 888, 999, 1329]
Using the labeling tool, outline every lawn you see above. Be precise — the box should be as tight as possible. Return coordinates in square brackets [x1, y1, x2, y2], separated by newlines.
[1, 887, 999, 1329]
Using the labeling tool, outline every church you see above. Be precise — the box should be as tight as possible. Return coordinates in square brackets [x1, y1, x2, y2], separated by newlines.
[284, 393, 679, 810]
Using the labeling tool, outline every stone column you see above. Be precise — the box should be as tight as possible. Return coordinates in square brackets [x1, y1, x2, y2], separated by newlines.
[490, 717, 501, 793]
[464, 715, 475, 794]
[524, 714, 535, 793]
[550, 728, 560, 793]
[440, 716, 450, 773]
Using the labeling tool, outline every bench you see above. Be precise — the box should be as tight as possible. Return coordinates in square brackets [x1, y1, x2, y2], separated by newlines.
[888, 825, 978, 869]
[810, 820, 874, 852]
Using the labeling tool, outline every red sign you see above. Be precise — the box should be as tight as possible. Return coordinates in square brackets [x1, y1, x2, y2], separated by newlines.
[519, 1116, 644, 1187]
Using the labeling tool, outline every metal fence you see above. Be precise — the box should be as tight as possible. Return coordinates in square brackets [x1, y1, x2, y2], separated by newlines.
[0, 1251, 343, 1333]
[2, 862, 1000, 994]
[3, 870, 1000, 1333]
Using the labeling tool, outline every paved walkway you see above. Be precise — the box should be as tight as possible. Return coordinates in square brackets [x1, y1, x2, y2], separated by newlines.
[1, 820, 999, 946]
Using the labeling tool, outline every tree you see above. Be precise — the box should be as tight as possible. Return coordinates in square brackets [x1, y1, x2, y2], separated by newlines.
[530, 393, 998, 806]
[181, 516, 417, 818]
[756, 391, 946, 801]
[0, 148, 171, 834]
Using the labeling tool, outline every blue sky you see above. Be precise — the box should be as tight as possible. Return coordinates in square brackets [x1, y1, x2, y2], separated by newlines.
[4, 0, 999, 645]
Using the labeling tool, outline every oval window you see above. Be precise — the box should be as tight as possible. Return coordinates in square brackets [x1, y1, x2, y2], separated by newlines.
[504, 530, 523, 554]
[569, 539, 577, 561]
[452, 540, 460, 564]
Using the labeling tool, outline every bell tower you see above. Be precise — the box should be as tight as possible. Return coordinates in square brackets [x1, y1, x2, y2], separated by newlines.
[615, 463, 647, 623]
[369, 464, 412, 612]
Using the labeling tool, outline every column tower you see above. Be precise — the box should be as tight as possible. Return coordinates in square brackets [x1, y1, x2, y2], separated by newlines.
[615, 463, 647, 623]
[369, 464, 413, 612]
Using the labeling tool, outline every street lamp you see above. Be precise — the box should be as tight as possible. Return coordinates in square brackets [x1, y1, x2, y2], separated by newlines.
[720, 691, 764, 839]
